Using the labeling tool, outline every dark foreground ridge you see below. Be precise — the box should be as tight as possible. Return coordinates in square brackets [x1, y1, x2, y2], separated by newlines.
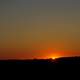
[0, 57, 80, 76]
[0, 56, 80, 65]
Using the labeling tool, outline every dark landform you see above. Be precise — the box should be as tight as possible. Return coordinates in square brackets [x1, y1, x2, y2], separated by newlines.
[0, 56, 80, 64]
[0, 56, 80, 77]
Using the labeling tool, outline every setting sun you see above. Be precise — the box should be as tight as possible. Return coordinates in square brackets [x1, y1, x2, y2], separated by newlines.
[51, 55, 61, 59]
[52, 57, 57, 59]
[47, 51, 62, 59]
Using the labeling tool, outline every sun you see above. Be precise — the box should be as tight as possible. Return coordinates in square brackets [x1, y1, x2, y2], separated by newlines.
[49, 53, 60, 59]
[50, 54, 61, 59]
[52, 57, 58, 59]
[47, 50, 62, 59]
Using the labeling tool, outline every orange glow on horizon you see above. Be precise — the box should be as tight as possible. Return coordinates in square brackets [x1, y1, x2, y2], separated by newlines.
[0, 48, 80, 60]
[44, 51, 63, 59]
[52, 57, 57, 59]
[50, 55, 61, 60]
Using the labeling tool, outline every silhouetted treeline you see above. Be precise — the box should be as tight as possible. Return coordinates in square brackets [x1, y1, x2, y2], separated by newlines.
[0, 57, 80, 77]
[0, 56, 80, 65]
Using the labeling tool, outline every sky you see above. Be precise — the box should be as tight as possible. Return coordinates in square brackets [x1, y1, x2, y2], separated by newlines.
[0, 0, 80, 59]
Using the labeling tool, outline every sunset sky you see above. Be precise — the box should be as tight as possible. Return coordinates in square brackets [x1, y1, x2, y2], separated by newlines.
[0, 0, 80, 59]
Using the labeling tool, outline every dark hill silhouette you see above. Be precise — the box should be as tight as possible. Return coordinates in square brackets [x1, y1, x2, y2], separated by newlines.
[53, 56, 80, 64]
[0, 56, 80, 77]
[0, 57, 80, 67]
[0, 56, 80, 64]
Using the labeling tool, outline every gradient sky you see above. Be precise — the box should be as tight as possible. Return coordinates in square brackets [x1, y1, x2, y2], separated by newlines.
[0, 0, 80, 59]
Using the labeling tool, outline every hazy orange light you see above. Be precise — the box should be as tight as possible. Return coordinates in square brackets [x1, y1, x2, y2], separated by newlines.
[48, 51, 62, 59]
[52, 57, 58, 59]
